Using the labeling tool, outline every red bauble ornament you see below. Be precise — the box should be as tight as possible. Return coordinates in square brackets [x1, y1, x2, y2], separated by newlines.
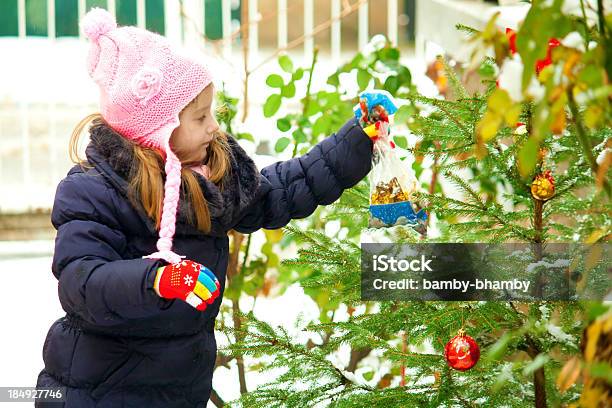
[444, 329, 480, 371]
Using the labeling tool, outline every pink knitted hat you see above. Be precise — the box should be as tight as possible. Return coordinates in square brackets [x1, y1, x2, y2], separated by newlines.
[81, 8, 214, 264]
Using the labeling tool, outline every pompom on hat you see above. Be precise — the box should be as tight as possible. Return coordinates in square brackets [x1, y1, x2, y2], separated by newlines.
[81, 8, 214, 264]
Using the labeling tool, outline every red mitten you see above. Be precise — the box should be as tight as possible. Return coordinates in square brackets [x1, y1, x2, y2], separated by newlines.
[153, 260, 220, 311]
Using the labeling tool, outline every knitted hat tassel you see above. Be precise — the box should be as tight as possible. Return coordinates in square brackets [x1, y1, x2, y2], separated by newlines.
[142, 137, 186, 265]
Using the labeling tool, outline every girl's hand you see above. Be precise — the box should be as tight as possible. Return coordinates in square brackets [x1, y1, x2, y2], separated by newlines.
[354, 90, 398, 139]
[153, 260, 220, 311]
[354, 90, 398, 123]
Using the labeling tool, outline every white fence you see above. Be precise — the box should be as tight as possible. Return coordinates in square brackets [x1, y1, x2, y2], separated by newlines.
[12, 0, 399, 63]
[1, 0, 405, 213]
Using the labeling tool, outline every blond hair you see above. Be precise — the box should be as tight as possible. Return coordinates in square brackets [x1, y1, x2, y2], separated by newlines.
[68, 114, 231, 233]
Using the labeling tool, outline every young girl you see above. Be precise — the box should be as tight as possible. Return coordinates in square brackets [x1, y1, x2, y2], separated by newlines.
[36, 8, 391, 407]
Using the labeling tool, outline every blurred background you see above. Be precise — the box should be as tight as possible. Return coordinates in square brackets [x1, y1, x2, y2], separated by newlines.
[0, 0, 530, 405]
[0, 0, 529, 219]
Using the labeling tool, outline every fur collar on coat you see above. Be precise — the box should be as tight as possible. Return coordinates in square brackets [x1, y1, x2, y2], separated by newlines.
[84, 122, 261, 236]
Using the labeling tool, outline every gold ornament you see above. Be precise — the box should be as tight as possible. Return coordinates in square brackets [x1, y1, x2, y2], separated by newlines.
[531, 170, 555, 201]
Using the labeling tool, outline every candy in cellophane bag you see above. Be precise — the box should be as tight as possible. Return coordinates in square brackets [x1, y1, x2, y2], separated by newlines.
[354, 92, 427, 230]
[368, 127, 427, 229]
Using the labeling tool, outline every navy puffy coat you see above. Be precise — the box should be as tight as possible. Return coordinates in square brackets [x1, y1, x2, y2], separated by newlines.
[36, 117, 373, 407]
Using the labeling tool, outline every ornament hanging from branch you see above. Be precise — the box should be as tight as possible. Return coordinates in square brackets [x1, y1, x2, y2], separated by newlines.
[444, 329, 480, 371]
[355, 91, 427, 230]
[531, 170, 556, 201]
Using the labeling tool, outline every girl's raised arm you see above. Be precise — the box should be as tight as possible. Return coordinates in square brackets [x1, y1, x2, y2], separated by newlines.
[232, 117, 372, 233]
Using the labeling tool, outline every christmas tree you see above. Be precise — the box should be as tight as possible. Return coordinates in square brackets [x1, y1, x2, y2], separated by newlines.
[215, 2, 611, 407]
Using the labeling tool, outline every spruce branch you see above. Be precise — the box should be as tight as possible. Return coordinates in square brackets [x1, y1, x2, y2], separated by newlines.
[437, 55, 470, 100]
[417, 189, 535, 242]
[223, 312, 374, 408]
[455, 23, 481, 36]
[444, 171, 485, 207]
[409, 93, 473, 137]
[409, 142, 475, 156]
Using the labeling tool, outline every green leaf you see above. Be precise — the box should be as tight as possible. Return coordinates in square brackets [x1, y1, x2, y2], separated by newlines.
[578, 64, 604, 88]
[357, 69, 371, 91]
[362, 370, 374, 381]
[236, 132, 254, 142]
[312, 115, 330, 137]
[292, 128, 307, 143]
[281, 82, 296, 98]
[304, 99, 320, 117]
[518, 137, 540, 178]
[278, 54, 294, 73]
[397, 66, 412, 87]
[516, 0, 572, 91]
[277, 117, 291, 132]
[297, 117, 311, 128]
[587, 303, 611, 321]
[261, 237, 280, 268]
[320, 91, 341, 108]
[263, 94, 282, 117]
[266, 74, 284, 88]
[393, 135, 408, 149]
[588, 362, 612, 383]
[243, 275, 264, 296]
[292, 68, 305, 81]
[384, 76, 400, 94]
[275, 137, 291, 153]
[327, 73, 340, 87]
[412, 161, 423, 178]
[394, 105, 414, 124]
[378, 46, 399, 63]
[346, 53, 365, 71]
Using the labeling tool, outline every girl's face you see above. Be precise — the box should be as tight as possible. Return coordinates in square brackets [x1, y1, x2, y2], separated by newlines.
[170, 84, 220, 166]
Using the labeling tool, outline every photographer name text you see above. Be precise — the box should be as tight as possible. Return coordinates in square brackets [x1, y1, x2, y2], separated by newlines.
[370, 255, 531, 293]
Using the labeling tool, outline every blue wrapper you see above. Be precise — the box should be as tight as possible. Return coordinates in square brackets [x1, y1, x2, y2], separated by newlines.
[369, 201, 427, 227]
[353, 90, 399, 121]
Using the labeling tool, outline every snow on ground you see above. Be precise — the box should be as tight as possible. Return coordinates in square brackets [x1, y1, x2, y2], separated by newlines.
[0, 251, 59, 407]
